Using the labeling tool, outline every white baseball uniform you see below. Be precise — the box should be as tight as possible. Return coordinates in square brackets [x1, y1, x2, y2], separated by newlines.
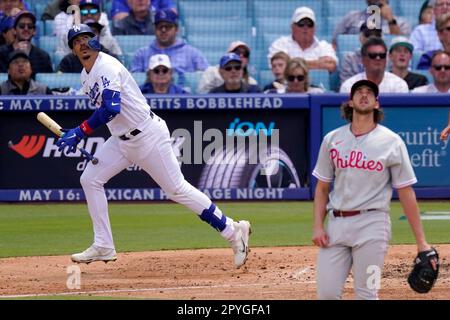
[79, 52, 237, 249]
[312, 123, 417, 299]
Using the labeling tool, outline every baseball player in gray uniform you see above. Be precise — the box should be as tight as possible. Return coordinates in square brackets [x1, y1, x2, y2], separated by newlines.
[56, 24, 251, 268]
[312, 79, 435, 299]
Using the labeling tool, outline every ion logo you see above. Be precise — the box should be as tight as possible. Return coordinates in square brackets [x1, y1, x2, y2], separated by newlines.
[228, 118, 276, 136]
[8, 135, 46, 158]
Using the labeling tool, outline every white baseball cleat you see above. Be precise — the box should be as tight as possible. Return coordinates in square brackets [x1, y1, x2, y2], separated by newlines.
[71, 245, 117, 264]
[230, 220, 251, 268]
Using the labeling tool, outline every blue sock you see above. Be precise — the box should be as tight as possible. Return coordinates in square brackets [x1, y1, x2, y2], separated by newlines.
[199, 203, 227, 232]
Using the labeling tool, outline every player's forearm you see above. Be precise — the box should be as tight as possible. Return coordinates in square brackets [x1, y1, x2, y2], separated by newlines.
[397, 187, 429, 251]
[313, 182, 330, 228]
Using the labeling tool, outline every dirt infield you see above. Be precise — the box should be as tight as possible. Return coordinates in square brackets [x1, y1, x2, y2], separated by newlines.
[0, 245, 448, 299]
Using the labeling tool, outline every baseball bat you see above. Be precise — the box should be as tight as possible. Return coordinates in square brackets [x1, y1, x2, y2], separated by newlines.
[36, 112, 99, 165]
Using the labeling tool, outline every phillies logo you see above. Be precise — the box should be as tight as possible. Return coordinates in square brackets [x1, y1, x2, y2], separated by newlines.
[330, 148, 383, 172]
[8, 135, 46, 158]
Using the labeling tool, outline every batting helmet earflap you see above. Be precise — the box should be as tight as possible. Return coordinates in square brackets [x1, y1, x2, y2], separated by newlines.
[67, 24, 99, 50]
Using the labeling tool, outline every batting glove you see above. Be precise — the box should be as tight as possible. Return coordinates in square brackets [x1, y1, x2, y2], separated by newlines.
[56, 127, 85, 154]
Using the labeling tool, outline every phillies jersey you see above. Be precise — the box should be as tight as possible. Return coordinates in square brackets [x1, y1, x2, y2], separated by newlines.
[313, 124, 417, 212]
[81, 52, 151, 136]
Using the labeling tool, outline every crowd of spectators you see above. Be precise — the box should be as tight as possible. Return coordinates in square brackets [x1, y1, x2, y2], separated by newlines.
[0, 0, 449, 95]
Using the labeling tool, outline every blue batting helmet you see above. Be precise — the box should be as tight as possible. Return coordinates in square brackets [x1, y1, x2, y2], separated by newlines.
[67, 24, 100, 50]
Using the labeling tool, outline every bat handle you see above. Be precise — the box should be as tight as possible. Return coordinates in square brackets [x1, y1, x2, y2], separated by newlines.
[78, 146, 99, 165]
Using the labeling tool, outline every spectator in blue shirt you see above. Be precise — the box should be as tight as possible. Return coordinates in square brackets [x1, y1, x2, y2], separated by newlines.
[140, 54, 187, 94]
[209, 53, 261, 93]
[111, 0, 176, 21]
[131, 9, 209, 86]
[410, 0, 450, 52]
[417, 12, 450, 69]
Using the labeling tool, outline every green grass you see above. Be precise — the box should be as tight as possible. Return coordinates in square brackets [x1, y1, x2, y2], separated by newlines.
[0, 201, 449, 258]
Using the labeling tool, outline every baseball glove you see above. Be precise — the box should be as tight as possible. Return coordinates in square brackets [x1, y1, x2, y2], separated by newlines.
[407, 247, 439, 293]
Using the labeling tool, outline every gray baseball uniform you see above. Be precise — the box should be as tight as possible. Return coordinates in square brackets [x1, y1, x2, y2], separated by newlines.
[312, 123, 417, 299]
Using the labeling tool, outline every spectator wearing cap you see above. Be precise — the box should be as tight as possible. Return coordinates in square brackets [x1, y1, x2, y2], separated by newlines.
[57, 23, 119, 73]
[0, 0, 24, 16]
[140, 54, 186, 94]
[388, 36, 429, 90]
[0, 50, 52, 95]
[0, 14, 14, 46]
[111, 0, 176, 22]
[53, 0, 111, 38]
[332, 0, 411, 48]
[268, 7, 338, 73]
[0, 11, 53, 74]
[112, 0, 155, 35]
[410, 0, 450, 53]
[340, 37, 409, 93]
[266, 57, 324, 94]
[340, 23, 382, 84]
[209, 53, 261, 93]
[417, 13, 450, 69]
[263, 51, 290, 92]
[131, 9, 208, 87]
[413, 50, 450, 93]
[197, 41, 258, 94]
[56, 0, 122, 58]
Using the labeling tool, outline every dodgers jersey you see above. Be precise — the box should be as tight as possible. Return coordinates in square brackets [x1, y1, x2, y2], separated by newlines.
[81, 52, 151, 136]
[313, 124, 417, 212]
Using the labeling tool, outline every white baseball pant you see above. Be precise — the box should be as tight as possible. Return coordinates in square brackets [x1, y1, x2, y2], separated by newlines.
[316, 210, 391, 300]
[79, 113, 236, 249]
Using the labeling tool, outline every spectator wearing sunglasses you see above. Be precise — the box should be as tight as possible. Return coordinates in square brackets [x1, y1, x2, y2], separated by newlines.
[198, 41, 258, 94]
[53, 0, 111, 38]
[131, 9, 208, 87]
[0, 11, 53, 74]
[266, 57, 324, 94]
[209, 53, 261, 93]
[140, 54, 186, 94]
[340, 37, 408, 93]
[340, 23, 382, 84]
[112, 0, 155, 35]
[388, 37, 428, 90]
[56, 0, 122, 58]
[413, 51, 450, 93]
[268, 7, 338, 73]
[417, 13, 450, 69]
[332, 0, 410, 49]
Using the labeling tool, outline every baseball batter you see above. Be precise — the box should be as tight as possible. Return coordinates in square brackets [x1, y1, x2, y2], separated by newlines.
[56, 24, 251, 268]
[312, 80, 435, 299]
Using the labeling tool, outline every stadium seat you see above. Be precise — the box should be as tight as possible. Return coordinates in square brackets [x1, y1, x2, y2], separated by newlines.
[0, 73, 7, 83]
[131, 72, 147, 86]
[178, 0, 248, 20]
[38, 36, 58, 55]
[310, 70, 330, 91]
[202, 50, 226, 66]
[187, 34, 255, 52]
[255, 17, 290, 39]
[254, 0, 323, 19]
[336, 34, 361, 53]
[115, 35, 155, 55]
[184, 17, 252, 35]
[184, 72, 204, 94]
[44, 20, 54, 36]
[36, 73, 81, 90]
[325, 0, 366, 17]
[398, 0, 425, 19]
[258, 69, 274, 89]
[33, 2, 47, 20]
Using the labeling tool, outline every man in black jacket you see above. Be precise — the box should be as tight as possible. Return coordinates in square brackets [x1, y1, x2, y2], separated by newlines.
[0, 10, 53, 76]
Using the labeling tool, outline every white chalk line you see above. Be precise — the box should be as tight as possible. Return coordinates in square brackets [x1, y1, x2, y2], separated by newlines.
[0, 279, 316, 299]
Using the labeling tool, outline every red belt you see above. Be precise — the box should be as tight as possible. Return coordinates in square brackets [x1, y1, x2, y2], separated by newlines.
[333, 209, 377, 217]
